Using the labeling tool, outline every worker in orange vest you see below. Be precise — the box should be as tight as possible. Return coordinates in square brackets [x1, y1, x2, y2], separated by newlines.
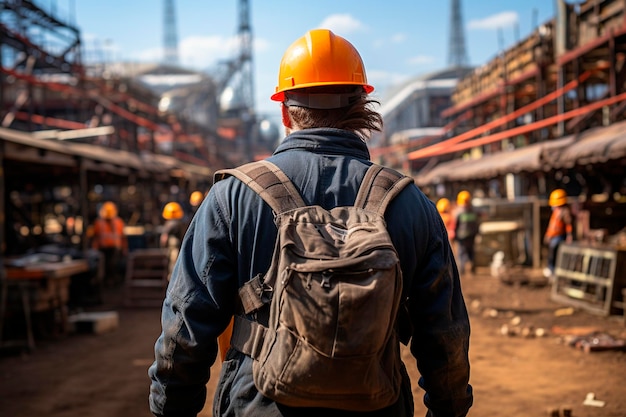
[436, 197, 455, 241]
[92, 201, 127, 286]
[543, 189, 573, 279]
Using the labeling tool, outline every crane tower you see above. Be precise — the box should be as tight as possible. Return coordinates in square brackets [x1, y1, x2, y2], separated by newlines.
[448, 0, 469, 67]
[221, 0, 255, 117]
[163, 0, 179, 65]
[237, 0, 254, 114]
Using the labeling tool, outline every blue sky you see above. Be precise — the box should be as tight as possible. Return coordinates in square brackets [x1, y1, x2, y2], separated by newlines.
[62, 1, 560, 119]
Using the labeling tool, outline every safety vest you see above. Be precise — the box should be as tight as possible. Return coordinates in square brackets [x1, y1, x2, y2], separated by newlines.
[440, 212, 455, 240]
[93, 217, 125, 249]
[545, 206, 573, 240]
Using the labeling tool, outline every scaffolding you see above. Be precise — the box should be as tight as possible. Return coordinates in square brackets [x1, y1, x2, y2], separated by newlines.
[411, 0, 626, 165]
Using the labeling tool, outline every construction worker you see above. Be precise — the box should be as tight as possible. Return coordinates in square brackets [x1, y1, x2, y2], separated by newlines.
[160, 202, 185, 248]
[160, 202, 185, 274]
[92, 201, 127, 286]
[189, 190, 205, 209]
[543, 188, 573, 279]
[188, 190, 205, 225]
[436, 197, 455, 241]
[453, 190, 479, 276]
[149, 29, 472, 417]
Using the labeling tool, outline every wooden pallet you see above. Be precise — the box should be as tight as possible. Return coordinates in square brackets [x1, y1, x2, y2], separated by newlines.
[123, 249, 170, 307]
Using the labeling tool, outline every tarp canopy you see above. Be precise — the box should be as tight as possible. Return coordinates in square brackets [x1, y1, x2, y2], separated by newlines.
[545, 120, 626, 168]
[415, 135, 575, 186]
[0, 127, 212, 182]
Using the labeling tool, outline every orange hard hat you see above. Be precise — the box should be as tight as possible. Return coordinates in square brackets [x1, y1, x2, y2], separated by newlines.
[162, 202, 184, 220]
[549, 189, 567, 207]
[189, 191, 204, 207]
[99, 201, 118, 219]
[436, 198, 451, 213]
[270, 29, 374, 104]
[457, 190, 471, 206]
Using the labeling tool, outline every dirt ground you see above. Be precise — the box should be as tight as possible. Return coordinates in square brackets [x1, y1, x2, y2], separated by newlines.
[1, 267, 625, 417]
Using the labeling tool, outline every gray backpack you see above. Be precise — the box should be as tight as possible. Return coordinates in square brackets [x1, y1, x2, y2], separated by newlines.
[214, 160, 413, 411]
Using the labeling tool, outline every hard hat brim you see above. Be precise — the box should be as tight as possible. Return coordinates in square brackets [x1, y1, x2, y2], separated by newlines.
[271, 84, 374, 102]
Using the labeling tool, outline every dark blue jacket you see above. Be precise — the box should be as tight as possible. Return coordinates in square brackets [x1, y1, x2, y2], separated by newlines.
[149, 128, 473, 417]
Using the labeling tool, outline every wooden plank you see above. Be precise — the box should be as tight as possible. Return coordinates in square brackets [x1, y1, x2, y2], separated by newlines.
[6, 260, 89, 280]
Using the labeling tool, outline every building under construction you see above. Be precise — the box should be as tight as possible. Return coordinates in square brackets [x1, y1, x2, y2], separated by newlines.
[0, 1, 263, 259]
[374, 0, 626, 316]
[0, 0, 279, 349]
[410, 0, 625, 205]
[1, 0, 625, 344]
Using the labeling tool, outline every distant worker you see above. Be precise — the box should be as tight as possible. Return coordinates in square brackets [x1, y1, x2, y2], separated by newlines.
[92, 201, 127, 286]
[189, 191, 205, 210]
[160, 202, 186, 273]
[188, 190, 205, 224]
[436, 197, 455, 241]
[543, 188, 573, 279]
[453, 190, 479, 276]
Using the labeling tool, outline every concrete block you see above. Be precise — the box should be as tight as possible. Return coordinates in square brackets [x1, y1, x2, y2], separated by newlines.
[69, 311, 119, 334]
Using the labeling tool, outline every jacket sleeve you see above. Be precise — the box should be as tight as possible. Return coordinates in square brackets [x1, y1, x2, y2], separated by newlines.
[387, 187, 473, 417]
[148, 185, 237, 417]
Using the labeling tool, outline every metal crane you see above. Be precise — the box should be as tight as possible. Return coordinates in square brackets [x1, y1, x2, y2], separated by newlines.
[216, 0, 255, 119]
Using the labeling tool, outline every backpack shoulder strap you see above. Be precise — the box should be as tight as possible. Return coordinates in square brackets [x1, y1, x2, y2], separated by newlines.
[354, 164, 414, 215]
[214, 160, 306, 213]
[214, 161, 304, 315]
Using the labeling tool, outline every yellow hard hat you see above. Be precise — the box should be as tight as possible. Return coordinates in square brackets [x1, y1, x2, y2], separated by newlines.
[436, 198, 450, 213]
[100, 201, 118, 219]
[162, 202, 184, 220]
[457, 190, 471, 206]
[189, 191, 204, 207]
[549, 189, 567, 207]
[270, 29, 374, 104]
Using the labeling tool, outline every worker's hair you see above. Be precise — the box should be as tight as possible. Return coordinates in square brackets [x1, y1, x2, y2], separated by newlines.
[285, 86, 383, 140]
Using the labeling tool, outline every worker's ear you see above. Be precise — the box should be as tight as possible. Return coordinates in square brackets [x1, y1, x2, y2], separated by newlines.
[281, 103, 292, 128]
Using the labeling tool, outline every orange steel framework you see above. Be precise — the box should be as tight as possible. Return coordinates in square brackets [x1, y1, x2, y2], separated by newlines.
[408, 66, 605, 160]
[0, 1, 243, 170]
[375, 0, 626, 175]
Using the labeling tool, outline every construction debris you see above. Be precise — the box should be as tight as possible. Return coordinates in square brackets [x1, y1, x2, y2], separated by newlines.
[499, 323, 548, 338]
[583, 392, 606, 407]
[567, 332, 626, 353]
[553, 307, 575, 317]
[69, 311, 119, 335]
[498, 315, 548, 338]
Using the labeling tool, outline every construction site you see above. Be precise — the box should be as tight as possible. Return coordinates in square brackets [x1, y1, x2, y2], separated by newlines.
[0, 0, 625, 416]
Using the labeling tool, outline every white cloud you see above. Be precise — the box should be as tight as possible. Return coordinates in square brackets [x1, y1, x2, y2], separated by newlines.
[135, 46, 163, 63]
[179, 35, 236, 68]
[177, 35, 269, 70]
[114, 32, 270, 71]
[253, 37, 271, 54]
[372, 33, 406, 50]
[373, 39, 385, 48]
[468, 11, 518, 30]
[408, 55, 435, 65]
[391, 33, 407, 43]
[317, 14, 365, 35]
[367, 69, 411, 90]
[122, 35, 233, 68]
